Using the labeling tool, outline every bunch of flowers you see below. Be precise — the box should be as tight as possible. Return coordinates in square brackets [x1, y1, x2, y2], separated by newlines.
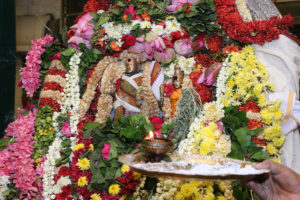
[217, 46, 284, 161]
[214, 0, 294, 45]
[0, 109, 38, 199]
[20, 34, 54, 97]
[0, 175, 10, 200]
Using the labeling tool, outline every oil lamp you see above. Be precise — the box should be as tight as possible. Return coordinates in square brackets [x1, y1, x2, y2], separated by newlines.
[141, 130, 174, 161]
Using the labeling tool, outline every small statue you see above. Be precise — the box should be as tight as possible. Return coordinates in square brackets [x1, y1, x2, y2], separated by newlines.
[113, 54, 143, 121]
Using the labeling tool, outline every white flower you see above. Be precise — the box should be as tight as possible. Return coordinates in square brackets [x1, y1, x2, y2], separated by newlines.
[151, 24, 165, 35]
[177, 56, 195, 74]
[165, 19, 181, 34]
[140, 21, 151, 29]
[162, 63, 175, 77]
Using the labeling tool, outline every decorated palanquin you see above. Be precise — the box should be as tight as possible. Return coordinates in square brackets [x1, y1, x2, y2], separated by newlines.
[1, 0, 300, 199]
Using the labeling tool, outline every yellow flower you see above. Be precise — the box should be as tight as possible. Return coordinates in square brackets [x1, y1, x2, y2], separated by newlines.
[175, 192, 184, 200]
[227, 79, 235, 88]
[273, 110, 283, 121]
[180, 183, 198, 198]
[273, 136, 285, 148]
[200, 139, 214, 155]
[133, 171, 141, 180]
[253, 84, 263, 96]
[78, 176, 88, 187]
[267, 143, 277, 155]
[202, 127, 215, 139]
[121, 164, 130, 174]
[90, 193, 101, 200]
[260, 109, 273, 125]
[90, 144, 94, 152]
[76, 158, 90, 170]
[74, 143, 85, 151]
[258, 95, 268, 107]
[120, 195, 127, 200]
[108, 184, 120, 195]
[217, 196, 227, 200]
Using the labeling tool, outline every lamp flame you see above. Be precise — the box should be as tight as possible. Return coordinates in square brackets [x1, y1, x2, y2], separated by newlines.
[145, 130, 155, 141]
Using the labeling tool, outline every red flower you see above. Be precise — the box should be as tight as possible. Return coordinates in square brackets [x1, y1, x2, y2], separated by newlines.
[56, 191, 70, 200]
[39, 97, 61, 111]
[122, 35, 136, 46]
[62, 185, 73, 195]
[251, 137, 267, 146]
[194, 84, 212, 104]
[59, 166, 71, 176]
[54, 174, 60, 184]
[50, 52, 61, 61]
[205, 34, 222, 53]
[214, 0, 294, 45]
[194, 54, 215, 68]
[149, 116, 164, 130]
[238, 100, 260, 113]
[43, 82, 64, 92]
[247, 119, 263, 130]
[171, 31, 182, 41]
[189, 71, 202, 85]
[164, 83, 175, 97]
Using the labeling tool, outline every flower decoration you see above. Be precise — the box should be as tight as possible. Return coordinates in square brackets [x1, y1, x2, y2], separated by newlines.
[101, 143, 111, 160]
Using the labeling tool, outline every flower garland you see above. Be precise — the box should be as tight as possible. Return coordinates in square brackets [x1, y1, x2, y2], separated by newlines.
[40, 61, 67, 111]
[94, 58, 125, 123]
[235, 0, 252, 22]
[20, 34, 54, 97]
[78, 57, 110, 118]
[42, 137, 62, 200]
[214, 0, 294, 45]
[217, 46, 284, 161]
[0, 109, 38, 199]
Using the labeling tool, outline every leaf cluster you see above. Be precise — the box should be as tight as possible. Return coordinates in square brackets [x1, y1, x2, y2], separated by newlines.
[175, 0, 219, 36]
[222, 106, 269, 162]
[82, 114, 154, 191]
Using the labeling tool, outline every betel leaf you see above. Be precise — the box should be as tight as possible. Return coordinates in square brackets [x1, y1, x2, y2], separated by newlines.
[233, 128, 251, 152]
[120, 126, 142, 140]
[250, 151, 270, 161]
[227, 141, 244, 160]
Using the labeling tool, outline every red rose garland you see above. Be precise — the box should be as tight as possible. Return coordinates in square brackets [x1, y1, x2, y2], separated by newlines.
[214, 0, 294, 45]
[189, 71, 212, 104]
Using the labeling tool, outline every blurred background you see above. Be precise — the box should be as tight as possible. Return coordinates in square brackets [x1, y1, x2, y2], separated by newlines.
[0, 0, 300, 136]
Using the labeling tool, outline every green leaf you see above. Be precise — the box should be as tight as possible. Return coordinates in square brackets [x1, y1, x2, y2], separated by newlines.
[85, 122, 102, 130]
[110, 9, 121, 15]
[117, 1, 125, 7]
[143, 123, 155, 133]
[109, 145, 118, 160]
[227, 142, 244, 160]
[234, 128, 251, 152]
[61, 48, 76, 57]
[250, 151, 270, 161]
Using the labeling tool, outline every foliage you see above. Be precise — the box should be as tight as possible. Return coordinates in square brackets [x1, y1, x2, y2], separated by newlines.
[0, 137, 15, 151]
[222, 106, 269, 162]
[82, 114, 154, 190]
[173, 88, 202, 150]
[55, 138, 72, 165]
[2, 183, 20, 200]
[175, 0, 219, 36]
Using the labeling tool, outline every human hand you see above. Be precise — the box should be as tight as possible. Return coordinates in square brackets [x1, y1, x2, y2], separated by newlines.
[245, 160, 300, 200]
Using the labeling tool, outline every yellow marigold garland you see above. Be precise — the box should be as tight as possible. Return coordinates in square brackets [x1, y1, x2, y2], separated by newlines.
[222, 46, 285, 162]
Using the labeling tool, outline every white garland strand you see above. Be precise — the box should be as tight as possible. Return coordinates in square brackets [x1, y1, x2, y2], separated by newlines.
[215, 57, 230, 108]
[42, 137, 62, 200]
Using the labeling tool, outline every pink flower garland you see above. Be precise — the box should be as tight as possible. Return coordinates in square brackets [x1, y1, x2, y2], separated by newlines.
[20, 34, 54, 97]
[0, 108, 38, 199]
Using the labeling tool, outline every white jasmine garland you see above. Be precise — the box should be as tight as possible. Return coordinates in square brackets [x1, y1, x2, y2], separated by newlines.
[43, 138, 62, 200]
[177, 56, 196, 74]
[215, 57, 230, 108]
[165, 19, 181, 35]
[102, 22, 132, 40]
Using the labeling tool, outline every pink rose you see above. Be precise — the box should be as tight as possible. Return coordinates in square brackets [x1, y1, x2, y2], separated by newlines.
[124, 5, 136, 19]
[149, 116, 164, 130]
[174, 39, 192, 56]
[154, 48, 175, 64]
[102, 143, 111, 160]
[61, 122, 72, 137]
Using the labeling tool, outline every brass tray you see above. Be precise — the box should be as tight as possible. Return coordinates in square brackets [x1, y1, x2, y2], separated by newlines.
[119, 153, 270, 180]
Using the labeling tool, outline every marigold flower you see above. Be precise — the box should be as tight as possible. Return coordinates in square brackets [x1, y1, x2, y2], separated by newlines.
[76, 158, 90, 170]
[77, 176, 88, 187]
[108, 184, 120, 195]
